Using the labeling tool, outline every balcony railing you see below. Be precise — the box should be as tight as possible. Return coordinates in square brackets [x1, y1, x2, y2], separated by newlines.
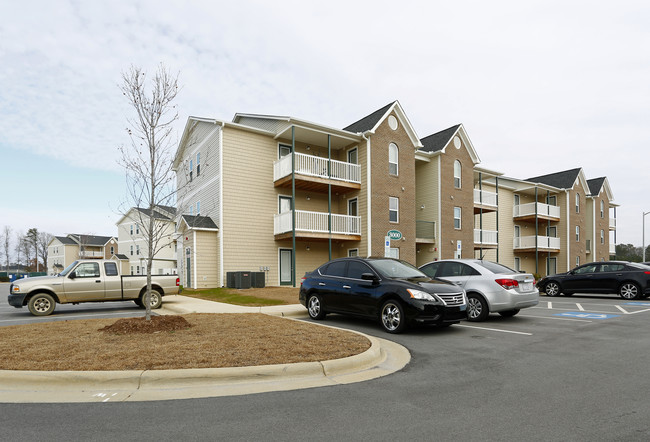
[274, 210, 361, 236]
[79, 251, 104, 258]
[416, 221, 436, 240]
[514, 235, 561, 250]
[609, 243, 616, 254]
[474, 229, 498, 245]
[609, 218, 616, 229]
[513, 202, 561, 219]
[474, 189, 498, 208]
[273, 152, 361, 184]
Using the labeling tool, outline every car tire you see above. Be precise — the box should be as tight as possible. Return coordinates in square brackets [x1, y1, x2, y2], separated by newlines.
[380, 300, 407, 334]
[619, 282, 640, 300]
[28, 293, 56, 316]
[467, 294, 489, 322]
[307, 294, 326, 320]
[139, 289, 163, 309]
[544, 281, 561, 297]
[498, 309, 520, 318]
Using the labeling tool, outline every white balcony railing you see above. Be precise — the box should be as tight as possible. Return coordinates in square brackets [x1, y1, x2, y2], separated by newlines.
[513, 202, 561, 219]
[474, 189, 498, 208]
[514, 235, 561, 250]
[474, 229, 498, 245]
[609, 218, 616, 229]
[79, 251, 104, 258]
[609, 243, 616, 254]
[273, 152, 361, 184]
[274, 210, 361, 236]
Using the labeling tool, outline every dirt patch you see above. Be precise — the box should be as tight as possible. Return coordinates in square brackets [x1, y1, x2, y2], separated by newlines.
[99, 315, 192, 334]
[0, 314, 370, 371]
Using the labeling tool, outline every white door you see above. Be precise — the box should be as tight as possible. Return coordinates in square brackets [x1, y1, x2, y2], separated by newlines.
[279, 249, 292, 285]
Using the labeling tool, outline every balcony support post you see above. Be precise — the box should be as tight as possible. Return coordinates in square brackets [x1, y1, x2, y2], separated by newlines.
[479, 172, 483, 258]
[291, 126, 296, 287]
[535, 186, 539, 275]
[496, 176, 499, 262]
[328, 134, 332, 261]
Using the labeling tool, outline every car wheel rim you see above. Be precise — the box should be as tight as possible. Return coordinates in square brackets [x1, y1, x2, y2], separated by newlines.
[621, 284, 637, 299]
[468, 298, 482, 319]
[382, 304, 401, 331]
[150, 294, 159, 306]
[547, 284, 558, 296]
[308, 297, 320, 317]
[35, 298, 51, 313]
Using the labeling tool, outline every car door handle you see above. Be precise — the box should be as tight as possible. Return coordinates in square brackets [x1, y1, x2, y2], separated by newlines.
[318, 282, 326, 286]
[343, 285, 351, 289]
[95, 280, 102, 283]
[616, 273, 623, 276]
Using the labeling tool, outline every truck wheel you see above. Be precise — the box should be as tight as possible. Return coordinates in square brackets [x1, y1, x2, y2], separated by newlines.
[28, 293, 56, 316]
[139, 290, 163, 309]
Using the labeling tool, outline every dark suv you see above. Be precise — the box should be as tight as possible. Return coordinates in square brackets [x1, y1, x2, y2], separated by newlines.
[537, 261, 650, 299]
[299, 257, 467, 333]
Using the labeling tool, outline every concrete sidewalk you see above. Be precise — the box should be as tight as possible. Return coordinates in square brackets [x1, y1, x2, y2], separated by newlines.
[0, 295, 411, 403]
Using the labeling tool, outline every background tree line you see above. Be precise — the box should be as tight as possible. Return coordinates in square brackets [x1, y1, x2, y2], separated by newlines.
[614, 244, 650, 263]
[0, 226, 53, 273]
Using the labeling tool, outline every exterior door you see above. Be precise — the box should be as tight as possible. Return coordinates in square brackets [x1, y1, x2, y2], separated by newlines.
[62, 262, 104, 302]
[279, 249, 292, 285]
[279, 196, 292, 213]
[185, 248, 191, 288]
[547, 257, 557, 276]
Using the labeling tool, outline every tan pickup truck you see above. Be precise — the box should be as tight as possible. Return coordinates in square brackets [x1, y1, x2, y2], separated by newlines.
[8, 259, 180, 316]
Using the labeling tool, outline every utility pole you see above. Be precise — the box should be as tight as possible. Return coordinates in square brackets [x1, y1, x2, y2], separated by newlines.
[643, 211, 650, 262]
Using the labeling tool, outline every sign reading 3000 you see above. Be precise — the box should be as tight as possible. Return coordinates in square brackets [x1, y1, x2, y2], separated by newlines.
[387, 230, 402, 240]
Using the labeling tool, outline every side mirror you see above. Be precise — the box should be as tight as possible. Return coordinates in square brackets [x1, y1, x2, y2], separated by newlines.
[361, 273, 378, 283]
[69, 272, 77, 279]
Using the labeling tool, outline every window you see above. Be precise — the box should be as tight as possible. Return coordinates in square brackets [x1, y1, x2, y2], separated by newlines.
[74, 263, 100, 278]
[196, 201, 201, 215]
[104, 262, 118, 276]
[453, 160, 462, 189]
[388, 143, 398, 175]
[189, 159, 193, 182]
[110, 246, 114, 255]
[576, 256, 580, 267]
[136, 265, 140, 275]
[136, 245, 140, 255]
[189, 206, 194, 216]
[420, 262, 442, 278]
[348, 198, 358, 216]
[601, 229, 604, 244]
[576, 226, 580, 242]
[279, 144, 292, 158]
[136, 224, 139, 234]
[454, 207, 462, 229]
[347, 261, 372, 279]
[130, 224, 133, 235]
[388, 248, 400, 259]
[389, 197, 399, 222]
[279, 196, 292, 213]
[322, 261, 347, 277]
[130, 266, 134, 275]
[600, 200, 604, 218]
[514, 257, 521, 272]
[347, 147, 358, 165]
[196, 152, 201, 177]
[348, 249, 359, 257]
[575, 193, 580, 213]
[130, 245, 133, 256]
[437, 262, 480, 277]
[547, 195, 557, 206]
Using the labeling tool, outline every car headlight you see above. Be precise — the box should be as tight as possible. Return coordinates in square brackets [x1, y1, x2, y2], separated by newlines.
[407, 289, 441, 303]
[11, 285, 20, 293]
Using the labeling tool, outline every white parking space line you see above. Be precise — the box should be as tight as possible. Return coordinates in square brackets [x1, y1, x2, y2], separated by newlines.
[615, 305, 629, 314]
[628, 308, 650, 315]
[576, 303, 585, 311]
[456, 324, 532, 336]
[519, 314, 593, 323]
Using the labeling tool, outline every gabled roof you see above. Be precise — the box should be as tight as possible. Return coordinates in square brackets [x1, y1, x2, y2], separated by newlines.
[180, 215, 218, 231]
[53, 236, 77, 245]
[68, 234, 115, 247]
[587, 177, 606, 196]
[526, 168, 583, 189]
[343, 102, 395, 133]
[419, 125, 461, 153]
[116, 206, 177, 225]
[113, 254, 129, 260]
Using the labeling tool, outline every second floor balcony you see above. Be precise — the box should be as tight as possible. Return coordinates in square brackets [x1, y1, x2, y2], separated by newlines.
[474, 189, 498, 213]
[514, 235, 561, 252]
[474, 229, 498, 248]
[514, 202, 561, 222]
[273, 152, 361, 194]
[79, 250, 104, 259]
[274, 210, 361, 241]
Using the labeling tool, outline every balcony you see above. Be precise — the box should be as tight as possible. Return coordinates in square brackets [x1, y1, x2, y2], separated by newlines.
[274, 210, 361, 241]
[609, 243, 616, 255]
[79, 250, 104, 259]
[474, 189, 498, 213]
[416, 221, 436, 243]
[514, 235, 561, 252]
[513, 202, 560, 222]
[474, 229, 498, 248]
[273, 152, 361, 193]
[609, 218, 616, 230]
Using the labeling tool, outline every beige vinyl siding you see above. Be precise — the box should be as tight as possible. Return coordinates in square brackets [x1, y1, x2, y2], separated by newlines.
[557, 191, 569, 272]
[415, 157, 439, 266]
[496, 189, 515, 267]
[194, 231, 218, 288]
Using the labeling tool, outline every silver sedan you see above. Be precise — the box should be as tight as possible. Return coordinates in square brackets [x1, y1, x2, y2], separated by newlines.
[419, 259, 539, 321]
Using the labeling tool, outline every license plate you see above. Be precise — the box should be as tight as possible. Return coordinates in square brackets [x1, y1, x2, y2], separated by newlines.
[521, 282, 533, 292]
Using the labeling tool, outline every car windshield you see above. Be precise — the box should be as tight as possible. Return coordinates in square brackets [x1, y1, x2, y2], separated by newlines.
[475, 260, 517, 274]
[368, 259, 428, 279]
[59, 261, 79, 277]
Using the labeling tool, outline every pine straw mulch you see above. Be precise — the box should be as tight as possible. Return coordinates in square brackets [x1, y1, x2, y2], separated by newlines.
[0, 314, 371, 371]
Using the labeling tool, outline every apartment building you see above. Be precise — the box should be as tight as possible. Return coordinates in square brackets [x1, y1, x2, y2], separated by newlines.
[46, 234, 117, 275]
[115, 206, 178, 275]
[172, 101, 617, 288]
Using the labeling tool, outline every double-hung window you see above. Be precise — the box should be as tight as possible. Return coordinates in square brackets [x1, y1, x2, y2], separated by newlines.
[600, 200, 604, 218]
[189, 159, 194, 182]
[196, 152, 201, 177]
[454, 207, 462, 229]
[576, 226, 580, 242]
[388, 143, 398, 175]
[575, 193, 580, 213]
[389, 197, 399, 222]
[454, 160, 461, 189]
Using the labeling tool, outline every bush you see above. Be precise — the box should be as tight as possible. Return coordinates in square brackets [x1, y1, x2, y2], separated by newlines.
[0, 276, 9, 282]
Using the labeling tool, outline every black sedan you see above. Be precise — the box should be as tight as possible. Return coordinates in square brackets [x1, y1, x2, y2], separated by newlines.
[536, 261, 650, 300]
[299, 257, 467, 333]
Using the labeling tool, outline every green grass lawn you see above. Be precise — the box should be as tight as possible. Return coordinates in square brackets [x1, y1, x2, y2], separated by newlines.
[182, 287, 286, 306]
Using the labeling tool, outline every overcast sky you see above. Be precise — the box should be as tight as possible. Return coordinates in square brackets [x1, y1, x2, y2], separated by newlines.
[1, 0, 648, 253]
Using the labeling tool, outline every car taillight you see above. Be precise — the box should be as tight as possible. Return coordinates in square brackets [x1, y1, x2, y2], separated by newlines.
[645, 272, 650, 275]
[176, 277, 180, 286]
[495, 278, 519, 290]
[300, 277, 306, 287]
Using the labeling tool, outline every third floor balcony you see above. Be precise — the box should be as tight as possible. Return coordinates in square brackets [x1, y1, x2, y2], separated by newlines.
[474, 189, 498, 213]
[273, 152, 361, 194]
[513, 202, 561, 222]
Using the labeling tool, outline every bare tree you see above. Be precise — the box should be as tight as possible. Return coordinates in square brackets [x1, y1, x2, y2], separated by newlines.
[118, 64, 181, 321]
[25, 228, 40, 272]
[1, 226, 11, 270]
[38, 231, 53, 273]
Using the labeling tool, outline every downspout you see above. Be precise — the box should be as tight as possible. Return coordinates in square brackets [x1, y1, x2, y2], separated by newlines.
[217, 121, 225, 287]
[362, 131, 372, 257]
[565, 189, 570, 270]
[479, 172, 483, 258]
[328, 134, 332, 261]
[437, 155, 442, 259]
[496, 176, 499, 262]
[291, 126, 296, 287]
[535, 186, 539, 275]
[193, 231, 197, 289]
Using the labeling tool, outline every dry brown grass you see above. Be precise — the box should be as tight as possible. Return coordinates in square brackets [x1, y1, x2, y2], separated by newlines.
[0, 314, 370, 371]
[183, 286, 299, 306]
